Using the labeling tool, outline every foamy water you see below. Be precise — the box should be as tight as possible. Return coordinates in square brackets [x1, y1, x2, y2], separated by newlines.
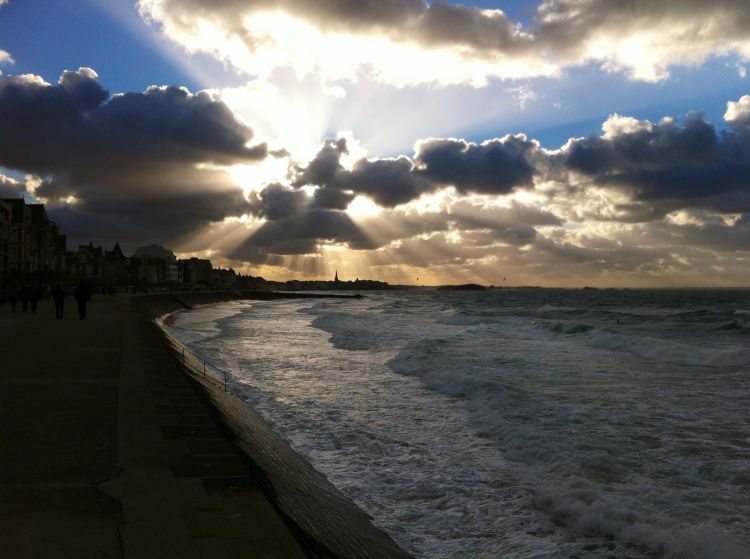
[163, 289, 750, 558]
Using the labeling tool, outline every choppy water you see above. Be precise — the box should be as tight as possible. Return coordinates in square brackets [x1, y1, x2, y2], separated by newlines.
[163, 289, 750, 559]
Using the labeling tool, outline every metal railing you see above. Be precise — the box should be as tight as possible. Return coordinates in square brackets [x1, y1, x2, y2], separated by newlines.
[159, 324, 233, 393]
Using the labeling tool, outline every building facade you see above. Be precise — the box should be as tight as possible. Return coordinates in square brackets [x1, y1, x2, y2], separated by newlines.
[179, 257, 213, 288]
[1, 198, 66, 283]
[0, 200, 10, 299]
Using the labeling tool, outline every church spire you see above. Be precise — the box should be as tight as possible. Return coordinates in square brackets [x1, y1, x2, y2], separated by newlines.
[334, 269, 339, 282]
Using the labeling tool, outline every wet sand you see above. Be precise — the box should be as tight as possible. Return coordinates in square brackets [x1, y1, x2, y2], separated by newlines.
[0, 294, 305, 558]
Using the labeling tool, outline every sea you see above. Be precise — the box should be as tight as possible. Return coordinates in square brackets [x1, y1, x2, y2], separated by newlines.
[162, 289, 750, 559]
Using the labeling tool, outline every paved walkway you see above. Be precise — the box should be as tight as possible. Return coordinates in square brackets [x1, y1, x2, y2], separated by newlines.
[0, 295, 305, 558]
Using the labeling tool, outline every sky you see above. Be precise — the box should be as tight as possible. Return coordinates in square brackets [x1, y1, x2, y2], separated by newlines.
[1, 0, 749, 286]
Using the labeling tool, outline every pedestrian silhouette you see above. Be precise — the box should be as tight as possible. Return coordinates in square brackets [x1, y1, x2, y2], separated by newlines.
[53, 284, 66, 320]
[74, 282, 89, 320]
[19, 286, 29, 312]
[29, 285, 39, 313]
[8, 283, 18, 312]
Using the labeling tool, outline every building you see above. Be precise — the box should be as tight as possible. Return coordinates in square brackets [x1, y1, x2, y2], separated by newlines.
[0, 200, 10, 299]
[179, 257, 213, 288]
[133, 244, 179, 285]
[70, 241, 104, 283]
[3, 198, 28, 276]
[1, 198, 66, 281]
[102, 243, 129, 286]
[212, 268, 237, 290]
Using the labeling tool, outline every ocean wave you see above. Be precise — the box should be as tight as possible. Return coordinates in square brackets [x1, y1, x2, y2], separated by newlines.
[162, 300, 251, 344]
[537, 321, 750, 367]
[537, 304, 579, 313]
[718, 320, 750, 332]
[534, 491, 749, 559]
[543, 321, 595, 334]
[436, 311, 498, 326]
[734, 309, 750, 316]
[605, 307, 705, 317]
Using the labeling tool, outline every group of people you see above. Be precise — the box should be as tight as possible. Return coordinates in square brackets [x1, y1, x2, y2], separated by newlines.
[7, 281, 92, 320]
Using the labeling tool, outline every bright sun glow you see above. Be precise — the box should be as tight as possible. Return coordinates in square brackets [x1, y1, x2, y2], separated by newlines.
[347, 195, 382, 219]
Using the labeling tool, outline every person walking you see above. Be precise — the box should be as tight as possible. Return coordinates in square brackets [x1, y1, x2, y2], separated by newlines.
[52, 284, 66, 320]
[29, 284, 39, 313]
[74, 281, 89, 320]
[8, 283, 18, 312]
[19, 285, 29, 312]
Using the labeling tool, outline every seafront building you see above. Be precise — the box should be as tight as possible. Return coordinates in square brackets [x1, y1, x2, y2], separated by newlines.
[179, 257, 213, 288]
[0, 199, 10, 300]
[0, 198, 67, 298]
[0, 198, 237, 297]
[0, 197, 390, 299]
[133, 244, 179, 285]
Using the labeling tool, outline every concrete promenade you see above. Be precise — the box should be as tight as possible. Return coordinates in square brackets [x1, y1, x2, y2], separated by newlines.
[0, 295, 305, 558]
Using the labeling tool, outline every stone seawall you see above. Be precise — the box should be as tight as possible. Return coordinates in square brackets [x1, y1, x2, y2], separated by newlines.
[136, 292, 412, 559]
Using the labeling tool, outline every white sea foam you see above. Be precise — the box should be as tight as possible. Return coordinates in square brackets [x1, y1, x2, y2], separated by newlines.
[163, 300, 250, 344]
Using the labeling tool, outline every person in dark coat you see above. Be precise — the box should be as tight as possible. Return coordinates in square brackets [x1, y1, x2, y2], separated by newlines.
[19, 286, 29, 312]
[73, 282, 89, 320]
[52, 284, 66, 320]
[29, 284, 39, 313]
[8, 283, 18, 312]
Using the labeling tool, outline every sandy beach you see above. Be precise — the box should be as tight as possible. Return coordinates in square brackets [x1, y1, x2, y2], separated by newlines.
[0, 293, 305, 558]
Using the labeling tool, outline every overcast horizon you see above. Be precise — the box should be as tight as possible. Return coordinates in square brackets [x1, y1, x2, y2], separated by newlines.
[1, 0, 750, 287]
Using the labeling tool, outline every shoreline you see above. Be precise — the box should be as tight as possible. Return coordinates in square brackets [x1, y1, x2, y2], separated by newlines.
[138, 292, 412, 559]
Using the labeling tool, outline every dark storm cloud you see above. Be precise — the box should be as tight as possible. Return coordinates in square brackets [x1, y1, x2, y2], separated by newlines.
[293, 135, 538, 209]
[234, 181, 373, 262]
[292, 138, 434, 208]
[0, 69, 266, 244]
[557, 112, 750, 215]
[292, 138, 347, 188]
[415, 135, 537, 195]
[248, 182, 307, 220]
[347, 157, 433, 207]
[49, 186, 251, 247]
[58, 68, 108, 110]
[0, 69, 266, 171]
[231, 207, 371, 263]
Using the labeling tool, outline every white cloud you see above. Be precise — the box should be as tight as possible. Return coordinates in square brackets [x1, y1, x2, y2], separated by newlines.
[138, 0, 750, 88]
[0, 49, 14, 75]
[508, 84, 538, 109]
[724, 94, 750, 130]
[138, 6, 556, 87]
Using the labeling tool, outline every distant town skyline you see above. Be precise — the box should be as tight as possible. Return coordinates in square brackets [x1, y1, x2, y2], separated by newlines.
[1, 1, 750, 286]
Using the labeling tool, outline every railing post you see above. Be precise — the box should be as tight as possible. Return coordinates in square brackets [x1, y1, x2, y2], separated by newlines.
[203, 361, 206, 379]
[182, 347, 185, 365]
